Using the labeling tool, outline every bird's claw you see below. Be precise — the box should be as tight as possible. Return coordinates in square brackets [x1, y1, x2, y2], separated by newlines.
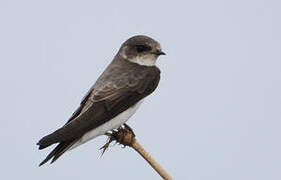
[100, 132, 116, 156]
[124, 123, 135, 137]
[100, 125, 136, 155]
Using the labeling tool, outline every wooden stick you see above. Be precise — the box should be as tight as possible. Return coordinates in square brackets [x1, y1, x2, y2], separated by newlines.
[130, 139, 173, 180]
[101, 128, 173, 180]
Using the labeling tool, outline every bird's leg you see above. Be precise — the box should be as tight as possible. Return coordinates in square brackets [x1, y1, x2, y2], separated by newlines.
[100, 124, 136, 155]
[100, 130, 117, 155]
[116, 124, 135, 147]
[115, 124, 134, 148]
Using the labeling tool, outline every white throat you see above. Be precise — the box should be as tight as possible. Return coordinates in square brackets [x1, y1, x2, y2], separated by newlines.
[128, 55, 157, 66]
[119, 46, 157, 66]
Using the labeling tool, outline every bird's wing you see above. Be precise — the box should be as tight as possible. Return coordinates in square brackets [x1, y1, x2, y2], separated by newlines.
[37, 64, 160, 149]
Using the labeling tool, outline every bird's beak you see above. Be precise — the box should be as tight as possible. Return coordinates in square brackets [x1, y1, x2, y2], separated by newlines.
[153, 50, 166, 56]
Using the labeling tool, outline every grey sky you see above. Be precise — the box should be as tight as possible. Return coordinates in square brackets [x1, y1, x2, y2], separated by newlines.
[0, 0, 280, 179]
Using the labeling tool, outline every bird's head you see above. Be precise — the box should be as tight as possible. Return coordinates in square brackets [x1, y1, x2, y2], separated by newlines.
[118, 35, 165, 66]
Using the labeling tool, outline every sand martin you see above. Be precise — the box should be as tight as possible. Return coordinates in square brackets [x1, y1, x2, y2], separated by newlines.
[37, 35, 165, 166]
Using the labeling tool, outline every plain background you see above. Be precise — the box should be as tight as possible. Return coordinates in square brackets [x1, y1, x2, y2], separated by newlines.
[0, 0, 280, 179]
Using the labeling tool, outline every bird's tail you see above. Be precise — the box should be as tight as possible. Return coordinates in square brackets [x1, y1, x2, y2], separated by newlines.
[38, 140, 77, 166]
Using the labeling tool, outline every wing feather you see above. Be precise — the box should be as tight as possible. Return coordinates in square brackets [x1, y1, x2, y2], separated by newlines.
[37, 60, 160, 150]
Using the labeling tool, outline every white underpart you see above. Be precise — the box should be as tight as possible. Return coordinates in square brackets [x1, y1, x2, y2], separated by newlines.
[69, 100, 143, 150]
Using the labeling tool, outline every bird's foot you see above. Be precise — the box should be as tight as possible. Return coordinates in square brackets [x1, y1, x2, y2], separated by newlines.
[100, 124, 136, 155]
[124, 123, 135, 137]
[100, 131, 116, 156]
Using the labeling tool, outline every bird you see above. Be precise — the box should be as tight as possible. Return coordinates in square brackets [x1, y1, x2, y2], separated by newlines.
[37, 35, 165, 166]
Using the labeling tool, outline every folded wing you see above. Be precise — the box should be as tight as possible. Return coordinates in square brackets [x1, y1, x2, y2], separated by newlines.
[37, 62, 160, 150]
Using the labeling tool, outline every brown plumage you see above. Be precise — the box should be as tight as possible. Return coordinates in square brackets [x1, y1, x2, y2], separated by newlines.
[37, 35, 164, 166]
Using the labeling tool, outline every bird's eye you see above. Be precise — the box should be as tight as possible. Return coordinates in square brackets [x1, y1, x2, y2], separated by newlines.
[136, 45, 151, 53]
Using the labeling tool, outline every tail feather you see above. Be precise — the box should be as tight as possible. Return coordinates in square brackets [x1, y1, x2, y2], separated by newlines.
[38, 143, 49, 150]
[37, 132, 62, 149]
[38, 140, 77, 166]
